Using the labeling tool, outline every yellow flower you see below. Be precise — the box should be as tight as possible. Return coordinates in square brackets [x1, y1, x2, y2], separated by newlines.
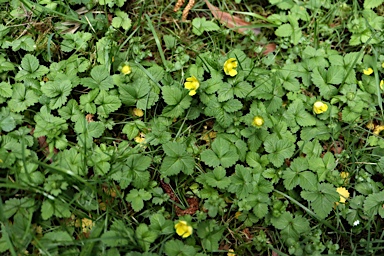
[340, 172, 349, 179]
[380, 80, 384, 90]
[134, 136, 145, 144]
[227, 249, 236, 256]
[363, 68, 373, 75]
[133, 108, 144, 117]
[252, 116, 264, 127]
[121, 65, 132, 75]
[366, 121, 375, 130]
[373, 125, 384, 135]
[175, 220, 193, 238]
[184, 76, 199, 96]
[313, 101, 328, 114]
[336, 187, 350, 204]
[81, 218, 94, 233]
[223, 58, 238, 77]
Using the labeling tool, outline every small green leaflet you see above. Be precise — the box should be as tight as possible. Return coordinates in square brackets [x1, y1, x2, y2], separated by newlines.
[125, 189, 152, 212]
[271, 212, 310, 241]
[196, 166, 231, 189]
[192, 17, 220, 36]
[282, 157, 317, 191]
[227, 165, 253, 199]
[0, 82, 12, 98]
[75, 120, 105, 148]
[95, 90, 122, 118]
[196, 220, 224, 252]
[15, 54, 48, 81]
[119, 77, 159, 109]
[283, 99, 316, 127]
[301, 183, 340, 219]
[264, 135, 295, 168]
[61, 32, 92, 52]
[8, 83, 39, 112]
[41, 77, 72, 109]
[164, 240, 197, 256]
[363, 191, 384, 218]
[162, 86, 192, 118]
[112, 10, 132, 30]
[81, 65, 114, 90]
[200, 137, 239, 168]
[307, 152, 336, 182]
[159, 142, 195, 177]
[135, 223, 158, 252]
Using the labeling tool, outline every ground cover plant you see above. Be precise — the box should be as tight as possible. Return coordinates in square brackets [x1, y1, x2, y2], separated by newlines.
[1, 0, 384, 255]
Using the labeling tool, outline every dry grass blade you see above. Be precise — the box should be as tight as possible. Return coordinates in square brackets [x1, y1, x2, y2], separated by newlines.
[203, 0, 260, 36]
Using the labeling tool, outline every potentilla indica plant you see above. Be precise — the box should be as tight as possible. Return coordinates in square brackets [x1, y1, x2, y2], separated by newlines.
[2, 0, 384, 255]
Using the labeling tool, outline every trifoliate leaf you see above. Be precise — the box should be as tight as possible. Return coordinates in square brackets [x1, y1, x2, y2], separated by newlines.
[200, 138, 239, 168]
[264, 135, 295, 168]
[112, 10, 132, 30]
[95, 90, 122, 118]
[301, 183, 339, 219]
[192, 17, 220, 36]
[363, 191, 384, 218]
[198, 166, 231, 189]
[81, 65, 114, 90]
[125, 189, 152, 212]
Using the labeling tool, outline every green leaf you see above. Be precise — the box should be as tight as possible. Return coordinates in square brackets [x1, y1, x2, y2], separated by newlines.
[196, 220, 224, 252]
[308, 152, 336, 182]
[163, 35, 176, 49]
[41, 78, 72, 109]
[112, 10, 132, 30]
[364, 0, 384, 9]
[311, 67, 338, 99]
[222, 99, 242, 113]
[119, 77, 158, 109]
[228, 165, 253, 199]
[301, 183, 339, 219]
[124, 154, 152, 188]
[0, 82, 12, 98]
[164, 240, 197, 256]
[363, 191, 384, 218]
[95, 90, 122, 117]
[275, 23, 292, 37]
[162, 86, 191, 118]
[135, 224, 158, 252]
[264, 136, 295, 168]
[126, 189, 152, 212]
[81, 65, 114, 90]
[192, 17, 220, 36]
[8, 83, 39, 112]
[198, 166, 231, 189]
[15, 54, 48, 81]
[200, 138, 239, 168]
[149, 213, 174, 235]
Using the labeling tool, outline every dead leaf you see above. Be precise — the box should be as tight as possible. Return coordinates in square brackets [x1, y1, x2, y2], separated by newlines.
[263, 43, 276, 55]
[203, 0, 260, 36]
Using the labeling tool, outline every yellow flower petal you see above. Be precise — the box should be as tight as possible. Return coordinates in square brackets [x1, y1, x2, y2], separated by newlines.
[340, 172, 349, 179]
[175, 220, 193, 238]
[363, 68, 373, 75]
[366, 121, 375, 130]
[184, 76, 199, 95]
[380, 80, 384, 90]
[313, 101, 328, 114]
[133, 108, 144, 117]
[373, 125, 384, 135]
[227, 249, 236, 256]
[224, 58, 238, 77]
[336, 187, 350, 204]
[121, 65, 132, 75]
[252, 116, 264, 127]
